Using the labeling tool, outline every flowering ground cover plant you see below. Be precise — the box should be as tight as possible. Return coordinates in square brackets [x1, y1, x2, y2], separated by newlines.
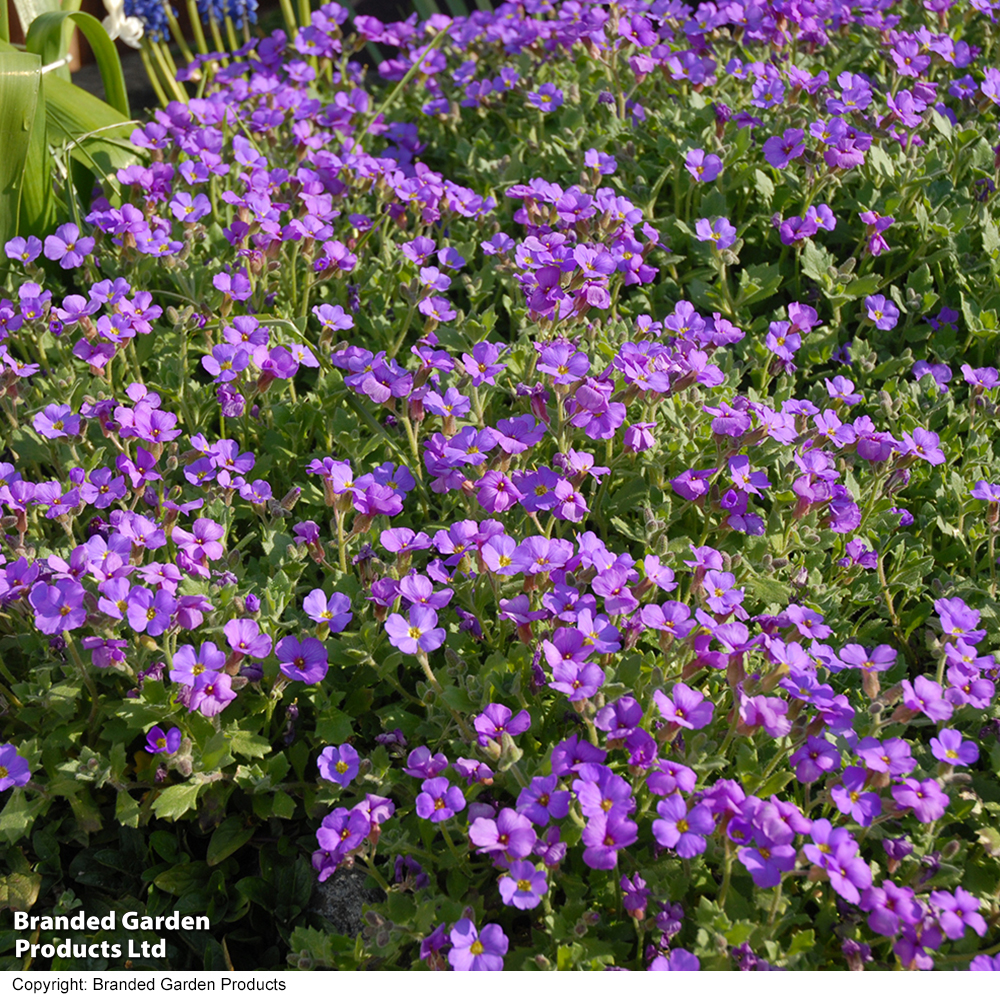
[2, 0, 1000, 974]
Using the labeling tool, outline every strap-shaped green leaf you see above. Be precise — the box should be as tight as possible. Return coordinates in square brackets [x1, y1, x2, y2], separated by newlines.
[26, 11, 130, 118]
[0, 50, 45, 246]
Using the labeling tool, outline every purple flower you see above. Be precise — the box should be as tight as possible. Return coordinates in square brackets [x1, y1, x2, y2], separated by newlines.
[900, 675, 953, 722]
[892, 777, 949, 823]
[415, 777, 465, 822]
[935, 597, 987, 644]
[29, 579, 87, 634]
[654, 683, 714, 730]
[865, 294, 900, 330]
[581, 812, 638, 869]
[739, 842, 796, 887]
[929, 729, 979, 767]
[302, 589, 353, 630]
[384, 605, 446, 655]
[43, 224, 94, 269]
[275, 635, 329, 684]
[649, 949, 700, 971]
[830, 767, 882, 826]
[0, 744, 31, 791]
[516, 775, 570, 825]
[318, 744, 360, 786]
[969, 955, 1000, 970]
[224, 619, 273, 658]
[448, 918, 508, 971]
[145, 726, 181, 755]
[526, 83, 563, 112]
[5, 235, 43, 263]
[930, 888, 987, 940]
[685, 148, 722, 182]
[789, 735, 842, 784]
[498, 861, 547, 909]
[189, 673, 237, 717]
[33, 404, 81, 439]
[473, 703, 531, 747]
[652, 795, 714, 857]
[695, 217, 737, 249]
[469, 807, 536, 859]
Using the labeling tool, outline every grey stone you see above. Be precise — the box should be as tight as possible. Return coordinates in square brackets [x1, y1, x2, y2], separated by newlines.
[311, 866, 385, 938]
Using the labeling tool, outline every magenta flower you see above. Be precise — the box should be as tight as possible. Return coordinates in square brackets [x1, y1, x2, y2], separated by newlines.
[448, 918, 508, 971]
[145, 726, 182, 755]
[384, 605, 446, 655]
[276, 635, 329, 684]
[929, 729, 979, 766]
[415, 776, 465, 822]
[0, 743, 31, 791]
[499, 860, 547, 910]
[318, 744, 360, 786]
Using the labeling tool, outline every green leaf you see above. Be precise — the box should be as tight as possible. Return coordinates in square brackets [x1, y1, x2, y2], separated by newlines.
[115, 789, 140, 828]
[843, 274, 881, 299]
[152, 783, 201, 821]
[230, 731, 272, 759]
[0, 50, 42, 246]
[787, 929, 816, 957]
[154, 861, 212, 896]
[26, 11, 130, 118]
[206, 817, 254, 866]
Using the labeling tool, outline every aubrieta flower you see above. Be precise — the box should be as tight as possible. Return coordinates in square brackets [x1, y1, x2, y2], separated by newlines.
[0, 744, 31, 791]
[685, 148, 722, 182]
[384, 605, 446, 655]
[275, 635, 329, 684]
[526, 83, 563, 112]
[318, 744, 360, 787]
[694, 216, 737, 249]
[415, 776, 465, 822]
[145, 726, 181, 755]
[473, 703, 531, 746]
[448, 918, 508, 971]
[929, 729, 979, 766]
[498, 860, 547, 909]
[864, 294, 900, 330]
[43, 223, 95, 269]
